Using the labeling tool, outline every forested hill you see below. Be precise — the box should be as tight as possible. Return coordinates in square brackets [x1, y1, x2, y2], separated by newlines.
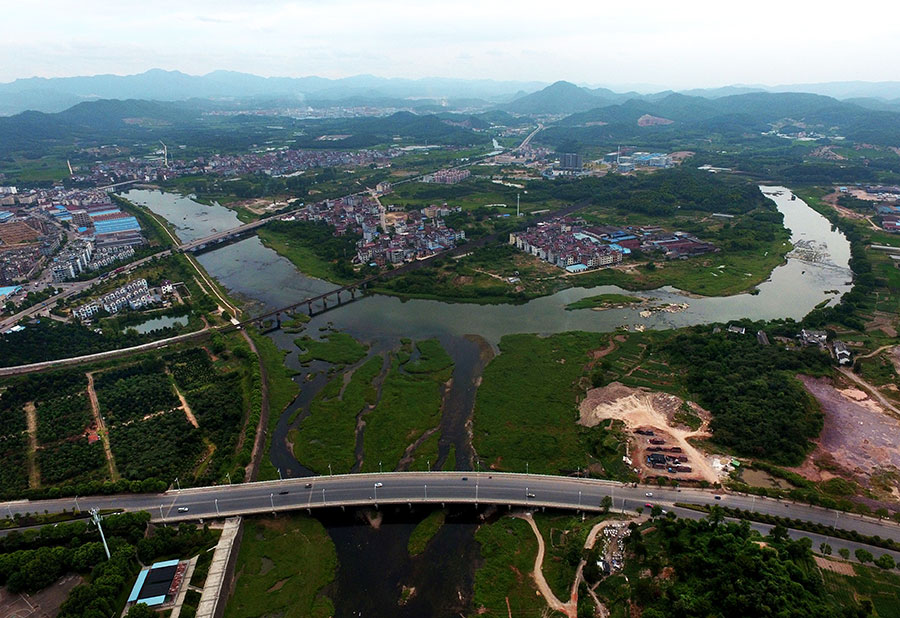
[540, 91, 900, 147]
[0, 101, 490, 157]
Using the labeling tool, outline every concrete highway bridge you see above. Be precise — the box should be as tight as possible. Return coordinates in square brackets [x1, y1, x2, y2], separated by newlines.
[3, 472, 899, 545]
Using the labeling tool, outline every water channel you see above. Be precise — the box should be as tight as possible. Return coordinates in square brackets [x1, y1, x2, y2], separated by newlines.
[122, 186, 852, 616]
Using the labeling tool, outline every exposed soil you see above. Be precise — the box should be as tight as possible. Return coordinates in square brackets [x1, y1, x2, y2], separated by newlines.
[799, 375, 900, 500]
[85, 373, 119, 480]
[24, 402, 39, 489]
[578, 382, 719, 483]
[814, 555, 855, 576]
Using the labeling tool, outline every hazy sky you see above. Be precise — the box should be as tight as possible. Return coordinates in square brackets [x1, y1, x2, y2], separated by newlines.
[4, 0, 899, 87]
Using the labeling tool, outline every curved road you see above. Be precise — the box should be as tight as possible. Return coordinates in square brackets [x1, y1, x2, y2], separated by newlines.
[2, 472, 898, 544]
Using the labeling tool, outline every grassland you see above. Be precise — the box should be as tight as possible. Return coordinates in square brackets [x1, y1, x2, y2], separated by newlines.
[224, 514, 337, 618]
[473, 331, 607, 475]
[565, 293, 644, 310]
[292, 355, 382, 474]
[251, 331, 301, 482]
[471, 516, 548, 618]
[407, 510, 446, 556]
[361, 340, 453, 473]
[296, 332, 368, 365]
[257, 227, 354, 284]
[820, 561, 900, 618]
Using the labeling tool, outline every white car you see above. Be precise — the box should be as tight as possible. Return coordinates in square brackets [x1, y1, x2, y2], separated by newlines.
[645, 492, 653, 497]
[177, 507, 189, 512]
[374, 482, 383, 488]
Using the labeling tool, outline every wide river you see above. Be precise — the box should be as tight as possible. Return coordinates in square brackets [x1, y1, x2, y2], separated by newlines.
[122, 186, 851, 616]
[124, 186, 851, 343]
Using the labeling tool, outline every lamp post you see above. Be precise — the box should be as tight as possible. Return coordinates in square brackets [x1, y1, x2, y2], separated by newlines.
[269, 493, 275, 512]
[424, 484, 427, 500]
[215, 498, 220, 516]
[159, 504, 165, 522]
[374, 483, 378, 504]
[328, 463, 333, 476]
[74, 496, 80, 513]
[226, 472, 231, 485]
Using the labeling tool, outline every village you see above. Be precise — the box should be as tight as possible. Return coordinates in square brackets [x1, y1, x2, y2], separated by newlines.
[509, 216, 717, 273]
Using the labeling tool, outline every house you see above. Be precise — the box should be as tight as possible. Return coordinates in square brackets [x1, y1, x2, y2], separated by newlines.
[726, 325, 746, 335]
[800, 329, 828, 346]
[833, 341, 852, 365]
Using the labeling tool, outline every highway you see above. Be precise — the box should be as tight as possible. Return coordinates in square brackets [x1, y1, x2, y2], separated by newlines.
[2, 473, 898, 545]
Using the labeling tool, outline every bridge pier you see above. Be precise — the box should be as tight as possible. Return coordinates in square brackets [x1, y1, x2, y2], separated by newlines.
[336, 291, 342, 305]
[350, 288, 356, 300]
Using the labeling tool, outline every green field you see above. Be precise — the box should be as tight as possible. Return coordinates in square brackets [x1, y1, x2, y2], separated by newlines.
[225, 514, 337, 618]
[296, 332, 368, 365]
[471, 516, 550, 618]
[251, 331, 301, 482]
[361, 340, 453, 472]
[292, 355, 383, 474]
[473, 332, 607, 474]
[407, 510, 445, 556]
[565, 293, 644, 310]
[820, 561, 900, 618]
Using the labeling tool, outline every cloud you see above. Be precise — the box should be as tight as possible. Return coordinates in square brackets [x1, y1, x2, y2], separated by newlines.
[1, 0, 898, 87]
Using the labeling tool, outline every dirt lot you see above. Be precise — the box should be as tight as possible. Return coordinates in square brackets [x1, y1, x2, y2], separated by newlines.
[799, 375, 900, 500]
[578, 382, 720, 483]
[814, 556, 855, 576]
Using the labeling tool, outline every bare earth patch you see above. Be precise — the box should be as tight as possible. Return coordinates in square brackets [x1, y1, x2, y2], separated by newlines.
[814, 555, 855, 576]
[578, 382, 719, 483]
[799, 375, 900, 499]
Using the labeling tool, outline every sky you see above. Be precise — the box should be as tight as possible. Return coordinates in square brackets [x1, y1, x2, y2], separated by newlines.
[3, 0, 900, 88]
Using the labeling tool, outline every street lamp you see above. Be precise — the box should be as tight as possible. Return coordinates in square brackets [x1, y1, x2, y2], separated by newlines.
[525, 487, 529, 503]
[226, 472, 231, 485]
[74, 495, 80, 513]
[526, 462, 529, 475]
[374, 483, 378, 503]
[269, 493, 275, 512]
[328, 463, 333, 476]
[159, 504, 165, 521]
[215, 498, 220, 516]
[379, 461, 383, 473]
[174, 477, 181, 491]
[578, 490, 582, 510]
[424, 484, 427, 500]
[322, 488, 326, 505]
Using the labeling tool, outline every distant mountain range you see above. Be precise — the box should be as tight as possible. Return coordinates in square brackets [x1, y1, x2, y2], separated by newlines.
[0, 69, 542, 115]
[3, 70, 900, 116]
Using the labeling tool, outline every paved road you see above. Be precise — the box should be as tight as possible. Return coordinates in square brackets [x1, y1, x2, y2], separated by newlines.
[2, 473, 898, 544]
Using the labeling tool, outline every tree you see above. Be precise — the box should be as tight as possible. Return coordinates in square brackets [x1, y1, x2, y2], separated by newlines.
[600, 495, 612, 513]
[650, 505, 663, 518]
[855, 548, 874, 563]
[839, 548, 850, 559]
[874, 554, 895, 570]
[819, 542, 832, 556]
[125, 603, 156, 618]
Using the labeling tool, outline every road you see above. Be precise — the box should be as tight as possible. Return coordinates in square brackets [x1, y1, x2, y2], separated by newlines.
[516, 123, 543, 151]
[2, 472, 898, 545]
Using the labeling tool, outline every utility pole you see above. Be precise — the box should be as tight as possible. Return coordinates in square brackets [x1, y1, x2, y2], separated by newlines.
[90, 508, 111, 560]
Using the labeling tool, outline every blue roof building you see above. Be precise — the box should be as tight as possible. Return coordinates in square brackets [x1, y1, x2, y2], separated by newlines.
[94, 216, 141, 235]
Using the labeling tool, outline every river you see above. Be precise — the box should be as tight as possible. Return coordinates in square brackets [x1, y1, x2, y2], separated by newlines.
[122, 186, 851, 616]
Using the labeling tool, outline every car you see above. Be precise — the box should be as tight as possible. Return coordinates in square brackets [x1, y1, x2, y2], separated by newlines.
[374, 482, 383, 488]
[645, 492, 653, 497]
[644, 503, 653, 508]
[177, 507, 189, 512]
[461, 477, 468, 481]
[526, 493, 536, 498]
[305, 483, 313, 488]
[714, 495, 722, 500]
[278, 491, 289, 495]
